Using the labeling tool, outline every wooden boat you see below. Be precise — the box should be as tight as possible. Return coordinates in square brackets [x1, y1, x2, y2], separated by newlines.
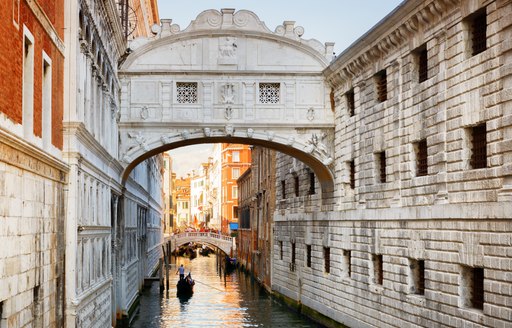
[176, 274, 195, 295]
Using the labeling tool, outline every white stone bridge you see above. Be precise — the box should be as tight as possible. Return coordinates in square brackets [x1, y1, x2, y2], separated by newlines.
[118, 8, 336, 198]
[170, 232, 235, 256]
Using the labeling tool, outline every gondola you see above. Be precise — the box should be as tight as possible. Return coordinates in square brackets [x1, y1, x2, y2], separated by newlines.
[176, 274, 195, 295]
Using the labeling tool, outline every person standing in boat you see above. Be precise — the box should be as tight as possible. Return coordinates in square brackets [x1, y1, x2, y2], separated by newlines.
[176, 264, 185, 280]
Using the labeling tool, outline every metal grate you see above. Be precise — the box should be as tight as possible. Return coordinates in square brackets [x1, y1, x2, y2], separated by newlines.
[417, 139, 428, 176]
[418, 46, 428, 83]
[306, 245, 311, 268]
[350, 160, 356, 189]
[344, 250, 352, 277]
[324, 247, 330, 273]
[471, 10, 487, 56]
[470, 124, 487, 169]
[375, 70, 387, 102]
[471, 267, 484, 310]
[259, 83, 280, 104]
[346, 89, 355, 116]
[176, 82, 198, 103]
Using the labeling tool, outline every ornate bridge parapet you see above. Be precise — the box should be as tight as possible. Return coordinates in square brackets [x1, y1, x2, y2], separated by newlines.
[170, 232, 235, 256]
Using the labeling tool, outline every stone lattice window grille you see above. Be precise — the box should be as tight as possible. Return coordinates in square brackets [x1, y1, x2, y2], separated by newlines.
[409, 258, 425, 295]
[374, 70, 387, 102]
[324, 247, 330, 273]
[460, 266, 484, 310]
[176, 82, 198, 103]
[306, 244, 311, 268]
[467, 8, 487, 56]
[346, 89, 355, 116]
[470, 124, 487, 169]
[259, 83, 280, 104]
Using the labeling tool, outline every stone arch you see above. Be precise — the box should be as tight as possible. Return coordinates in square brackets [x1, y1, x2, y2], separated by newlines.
[174, 240, 231, 257]
[120, 133, 334, 198]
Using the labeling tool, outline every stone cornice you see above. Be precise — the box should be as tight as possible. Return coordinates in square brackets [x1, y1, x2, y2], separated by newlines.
[324, 0, 459, 87]
[25, 0, 65, 55]
[0, 126, 68, 182]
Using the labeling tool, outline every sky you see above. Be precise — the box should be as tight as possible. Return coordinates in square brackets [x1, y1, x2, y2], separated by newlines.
[160, 1, 404, 177]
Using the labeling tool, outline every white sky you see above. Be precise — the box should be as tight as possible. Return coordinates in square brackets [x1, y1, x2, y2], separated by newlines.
[159, 1, 404, 177]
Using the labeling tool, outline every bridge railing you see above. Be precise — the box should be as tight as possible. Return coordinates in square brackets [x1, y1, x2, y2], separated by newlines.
[172, 232, 233, 243]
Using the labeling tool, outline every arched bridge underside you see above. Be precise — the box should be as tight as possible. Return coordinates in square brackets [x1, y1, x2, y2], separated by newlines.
[118, 8, 336, 196]
[171, 232, 234, 256]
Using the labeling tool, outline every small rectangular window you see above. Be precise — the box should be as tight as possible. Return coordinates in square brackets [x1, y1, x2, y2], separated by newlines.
[415, 139, 428, 176]
[279, 241, 283, 260]
[410, 259, 425, 295]
[232, 167, 240, 179]
[176, 82, 198, 103]
[417, 45, 428, 83]
[308, 172, 315, 195]
[460, 266, 484, 310]
[470, 124, 487, 169]
[42, 53, 52, 149]
[468, 8, 487, 56]
[346, 89, 355, 116]
[376, 151, 386, 183]
[342, 250, 352, 278]
[232, 205, 238, 219]
[294, 176, 299, 197]
[259, 83, 280, 104]
[306, 245, 311, 268]
[232, 151, 240, 162]
[372, 254, 383, 285]
[281, 180, 286, 199]
[324, 247, 330, 273]
[291, 242, 296, 271]
[232, 186, 238, 199]
[23, 27, 35, 138]
[349, 160, 355, 189]
[375, 70, 387, 102]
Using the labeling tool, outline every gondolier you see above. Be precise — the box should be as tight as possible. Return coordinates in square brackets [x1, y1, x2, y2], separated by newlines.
[176, 264, 185, 280]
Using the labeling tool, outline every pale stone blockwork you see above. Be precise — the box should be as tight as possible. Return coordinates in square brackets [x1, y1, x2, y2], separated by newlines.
[275, 0, 512, 327]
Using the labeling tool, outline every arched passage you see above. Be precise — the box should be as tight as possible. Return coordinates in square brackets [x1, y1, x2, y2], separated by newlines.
[120, 135, 334, 198]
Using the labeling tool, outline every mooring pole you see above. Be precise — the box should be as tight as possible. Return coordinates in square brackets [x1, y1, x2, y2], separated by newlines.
[159, 258, 164, 293]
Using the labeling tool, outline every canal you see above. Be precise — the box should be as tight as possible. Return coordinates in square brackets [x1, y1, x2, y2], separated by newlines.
[131, 255, 324, 327]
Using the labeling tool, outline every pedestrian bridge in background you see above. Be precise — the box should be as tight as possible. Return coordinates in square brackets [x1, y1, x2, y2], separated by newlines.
[170, 232, 235, 256]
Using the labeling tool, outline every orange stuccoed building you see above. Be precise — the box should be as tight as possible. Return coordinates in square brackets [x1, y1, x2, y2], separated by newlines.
[221, 143, 251, 234]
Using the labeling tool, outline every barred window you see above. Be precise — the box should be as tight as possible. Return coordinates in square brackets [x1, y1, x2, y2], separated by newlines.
[410, 259, 425, 295]
[346, 89, 355, 116]
[342, 250, 352, 278]
[375, 70, 387, 102]
[281, 180, 286, 199]
[349, 160, 356, 189]
[417, 45, 428, 83]
[470, 124, 487, 169]
[468, 8, 487, 56]
[279, 241, 283, 260]
[308, 171, 316, 195]
[176, 82, 198, 103]
[460, 266, 484, 310]
[324, 247, 330, 273]
[376, 151, 386, 183]
[416, 139, 428, 176]
[294, 176, 299, 197]
[372, 254, 383, 285]
[259, 83, 280, 104]
[306, 245, 311, 268]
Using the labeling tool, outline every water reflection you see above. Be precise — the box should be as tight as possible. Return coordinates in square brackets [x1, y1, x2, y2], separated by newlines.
[131, 255, 322, 327]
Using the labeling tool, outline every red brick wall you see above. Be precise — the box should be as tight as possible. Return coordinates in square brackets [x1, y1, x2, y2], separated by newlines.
[0, 0, 64, 149]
